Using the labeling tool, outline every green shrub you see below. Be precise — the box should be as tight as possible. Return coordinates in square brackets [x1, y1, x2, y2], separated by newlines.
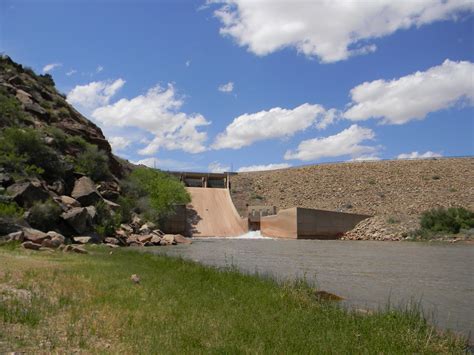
[0, 201, 23, 219]
[74, 145, 110, 181]
[0, 88, 26, 126]
[0, 127, 65, 180]
[95, 200, 121, 237]
[120, 167, 190, 222]
[37, 73, 55, 87]
[28, 199, 62, 232]
[420, 207, 474, 234]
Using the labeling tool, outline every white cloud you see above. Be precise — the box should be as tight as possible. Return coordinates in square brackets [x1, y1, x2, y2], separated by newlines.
[237, 163, 291, 172]
[344, 59, 474, 124]
[350, 155, 381, 162]
[212, 103, 336, 150]
[96, 65, 104, 73]
[109, 136, 131, 152]
[185, 60, 191, 67]
[134, 157, 200, 171]
[208, 161, 230, 173]
[218, 81, 234, 93]
[42, 63, 62, 73]
[397, 151, 443, 159]
[92, 84, 210, 154]
[211, 0, 473, 63]
[66, 69, 77, 76]
[284, 124, 377, 161]
[67, 78, 125, 111]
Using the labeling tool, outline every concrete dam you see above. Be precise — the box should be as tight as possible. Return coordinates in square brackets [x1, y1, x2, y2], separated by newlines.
[167, 171, 369, 239]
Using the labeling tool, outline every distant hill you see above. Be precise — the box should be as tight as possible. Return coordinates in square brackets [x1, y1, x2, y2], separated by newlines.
[230, 158, 474, 240]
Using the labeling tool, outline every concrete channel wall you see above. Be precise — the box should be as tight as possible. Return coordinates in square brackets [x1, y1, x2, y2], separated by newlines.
[261, 207, 370, 239]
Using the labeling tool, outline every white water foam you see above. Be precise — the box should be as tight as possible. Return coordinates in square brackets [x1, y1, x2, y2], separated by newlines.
[196, 231, 273, 240]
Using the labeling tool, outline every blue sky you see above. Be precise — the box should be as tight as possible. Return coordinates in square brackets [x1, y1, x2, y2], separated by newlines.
[1, 0, 473, 172]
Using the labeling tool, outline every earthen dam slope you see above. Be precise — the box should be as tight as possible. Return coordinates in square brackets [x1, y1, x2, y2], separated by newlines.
[186, 187, 247, 237]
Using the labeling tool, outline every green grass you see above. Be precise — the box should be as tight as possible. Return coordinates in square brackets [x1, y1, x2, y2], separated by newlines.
[0, 245, 467, 353]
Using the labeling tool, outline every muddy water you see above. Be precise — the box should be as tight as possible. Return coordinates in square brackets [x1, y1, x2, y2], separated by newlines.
[147, 239, 474, 342]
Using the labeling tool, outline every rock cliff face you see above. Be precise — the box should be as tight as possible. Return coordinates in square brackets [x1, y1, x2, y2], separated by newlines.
[231, 158, 474, 240]
[0, 55, 124, 177]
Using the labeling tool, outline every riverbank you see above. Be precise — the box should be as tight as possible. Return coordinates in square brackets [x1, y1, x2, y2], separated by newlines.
[0, 242, 468, 353]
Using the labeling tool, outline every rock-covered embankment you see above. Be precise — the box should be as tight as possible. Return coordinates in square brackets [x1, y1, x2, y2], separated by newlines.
[231, 158, 474, 240]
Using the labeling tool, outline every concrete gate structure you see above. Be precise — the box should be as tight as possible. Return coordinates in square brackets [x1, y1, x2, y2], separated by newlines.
[165, 170, 370, 239]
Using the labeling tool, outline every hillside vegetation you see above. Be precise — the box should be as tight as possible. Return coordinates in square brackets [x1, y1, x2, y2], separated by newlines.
[231, 158, 474, 240]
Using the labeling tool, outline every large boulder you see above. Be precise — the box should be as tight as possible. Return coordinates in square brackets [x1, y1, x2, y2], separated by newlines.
[73, 236, 92, 244]
[22, 228, 48, 244]
[71, 177, 102, 206]
[6, 181, 50, 207]
[61, 207, 92, 234]
[58, 195, 81, 208]
[22, 241, 42, 250]
[174, 234, 192, 245]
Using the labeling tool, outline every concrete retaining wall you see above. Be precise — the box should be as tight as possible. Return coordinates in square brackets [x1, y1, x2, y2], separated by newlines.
[261, 207, 369, 239]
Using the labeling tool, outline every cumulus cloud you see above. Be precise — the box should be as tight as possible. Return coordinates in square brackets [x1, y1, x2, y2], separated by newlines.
[397, 151, 443, 159]
[344, 60, 474, 124]
[92, 84, 210, 154]
[218, 81, 234, 93]
[212, 103, 337, 150]
[67, 78, 125, 111]
[208, 161, 230, 173]
[237, 163, 291, 172]
[134, 157, 200, 171]
[284, 124, 377, 161]
[42, 63, 61, 73]
[109, 136, 131, 152]
[350, 155, 381, 162]
[211, 0, 473, 62]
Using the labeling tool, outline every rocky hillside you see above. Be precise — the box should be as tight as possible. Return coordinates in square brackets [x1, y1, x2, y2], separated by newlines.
[231, 158, 474, 240]
[0, 55, 124, 177]
[0, 55, 191, 250]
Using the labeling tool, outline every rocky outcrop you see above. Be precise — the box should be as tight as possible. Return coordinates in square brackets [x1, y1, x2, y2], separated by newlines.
[61, 207, 93, 235]
[6, 180, 50, 207]
[71, 177, 102, 206]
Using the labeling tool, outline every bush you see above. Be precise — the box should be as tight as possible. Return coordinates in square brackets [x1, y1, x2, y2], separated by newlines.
[0, 88, 27, 126]
[74, 145, 110, 181]
[27, 199, 62, 232]
[420, 207, 474, 234]
[120, 167, 190, 222]
[95, 200, 121, 237]
[0, 201, 23, 219]
[0, 127, 65, 180]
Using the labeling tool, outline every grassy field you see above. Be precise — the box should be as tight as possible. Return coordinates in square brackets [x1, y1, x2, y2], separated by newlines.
[0, 243, 467, 353]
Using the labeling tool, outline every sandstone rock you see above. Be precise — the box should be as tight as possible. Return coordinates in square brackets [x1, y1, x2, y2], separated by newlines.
[8, 231, 24, 242]
[104, 237, 119, 245]
[73, 236, 92, 244]
[61, 207, 92, 234]
[128, 241, 143, 247]
[48, 180, 65, 195]
[103, 199, 121, 211]
[39, 247, 55, 253]
[160, 234, 176, 246]
[174, 234, 192, 244]
[120, 224, 133, 234]
[137, 234, 152, 243]
[15, 89, 33, 105]
[151, 229, 164, 236]
[105, 243, 119, 248]
[59, 195, 81, 208]
[143, 241, 154, 247]
[139, 224, 151, 235]
[71, 245, 88, 254]
[22, 228, 48, 243]
[97, 181, 121, 201]
[130, 274, 140, 284]
[42, 232, 65, 248]
[7, 181, 50, 207]
[22, 241, 41, 250]
[71, 177, 102, 206]
[150, 235, 162, 245]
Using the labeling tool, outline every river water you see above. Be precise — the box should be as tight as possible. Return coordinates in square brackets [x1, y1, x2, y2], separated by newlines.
[147, 238, 474, 342]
